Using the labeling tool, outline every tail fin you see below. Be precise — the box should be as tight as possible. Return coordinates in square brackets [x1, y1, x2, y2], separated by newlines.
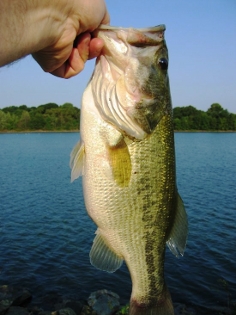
[129, 287, 174, 315]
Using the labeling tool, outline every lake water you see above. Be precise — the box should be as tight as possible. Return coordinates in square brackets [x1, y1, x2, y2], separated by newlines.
[0, 132, 235, 311]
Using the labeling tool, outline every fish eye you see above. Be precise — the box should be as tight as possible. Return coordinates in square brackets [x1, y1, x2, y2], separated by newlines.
[158, 58, 168, 70]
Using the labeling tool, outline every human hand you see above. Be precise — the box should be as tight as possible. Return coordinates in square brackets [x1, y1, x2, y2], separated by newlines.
[32, 1, 109, 78]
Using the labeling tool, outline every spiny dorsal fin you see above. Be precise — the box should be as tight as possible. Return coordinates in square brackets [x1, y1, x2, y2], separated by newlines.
[70, 140, 85, 182]
[166, 193, 188, 257]
[90, 230, 123, 273]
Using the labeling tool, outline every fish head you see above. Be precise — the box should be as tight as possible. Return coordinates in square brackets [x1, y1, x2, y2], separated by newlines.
[92, 25, 172, 139]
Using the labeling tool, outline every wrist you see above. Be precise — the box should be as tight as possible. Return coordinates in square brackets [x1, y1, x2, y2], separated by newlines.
[24, 2, 66, 53]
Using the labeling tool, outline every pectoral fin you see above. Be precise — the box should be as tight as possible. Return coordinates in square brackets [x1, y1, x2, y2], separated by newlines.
[70, 140, 85, 182]
[107, 140, 132, 187]
[105, 126, 132, 187]
[90, 231, 123, 273]
[166, 193, 188, 257]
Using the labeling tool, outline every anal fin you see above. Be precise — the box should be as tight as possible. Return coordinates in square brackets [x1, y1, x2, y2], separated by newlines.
[167, 193, 188, 257]
[90, 231, 123, 273]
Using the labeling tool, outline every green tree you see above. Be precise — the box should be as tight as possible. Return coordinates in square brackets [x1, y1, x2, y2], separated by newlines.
[173, 105, 202, 130]
[173, 104, 236, 131]
[44, 114, 57, 130]
[17, 110, 31, 130]
[227, 114, 236, 130]
[5, 112, 19, 130]
[207, 103, 230, 130]
[29, 112, 45, 130]
[0, 110, 7, 130]
[198, 112, 210, 130]
[18, 105, 30, 112]
[37, 103, 58, 114]
[2, 106, 19, 114]
[207, 103, 229, 118]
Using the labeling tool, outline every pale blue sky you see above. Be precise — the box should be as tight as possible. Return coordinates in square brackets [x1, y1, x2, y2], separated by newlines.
[0, 0, 236, 113]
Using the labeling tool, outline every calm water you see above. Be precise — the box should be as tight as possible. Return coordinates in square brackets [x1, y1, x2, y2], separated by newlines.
[0, 132, 235, 310]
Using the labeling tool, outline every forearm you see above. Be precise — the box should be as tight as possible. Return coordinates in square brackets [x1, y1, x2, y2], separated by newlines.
[0, 0, 109, 77]
[0, 0, 72, 67]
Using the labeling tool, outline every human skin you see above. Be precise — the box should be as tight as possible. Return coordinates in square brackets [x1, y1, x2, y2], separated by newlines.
[0, 0, 109, 78]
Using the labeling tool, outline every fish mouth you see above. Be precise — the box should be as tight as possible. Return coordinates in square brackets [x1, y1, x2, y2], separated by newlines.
[97, 24, 166, 32]
[93, 24, 166, 47]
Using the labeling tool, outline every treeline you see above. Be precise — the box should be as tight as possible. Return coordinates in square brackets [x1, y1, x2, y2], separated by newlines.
[0, 103, 80, 131]
[173, 103, 236, 131]
[0, 102, 235, 132]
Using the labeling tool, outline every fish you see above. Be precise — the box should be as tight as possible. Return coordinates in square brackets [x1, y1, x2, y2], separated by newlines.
[70, 24, 188, 315]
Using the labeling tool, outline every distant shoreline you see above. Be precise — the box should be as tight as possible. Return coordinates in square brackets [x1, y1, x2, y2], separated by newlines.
[1, 130, 236, 134]
[174, 130, 236, 133]
[0, 130, 79, 134]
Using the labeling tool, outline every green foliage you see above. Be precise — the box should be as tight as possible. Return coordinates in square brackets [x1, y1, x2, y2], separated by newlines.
[0, 110, 7, 130]
[173, 103, 236, 131]
[0, 102, 235, 132]
[116, 304, 129, 315]
[0, 103, 80, 131]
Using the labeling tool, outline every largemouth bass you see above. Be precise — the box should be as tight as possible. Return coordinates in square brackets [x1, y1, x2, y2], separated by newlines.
[70, 24, 188, 315]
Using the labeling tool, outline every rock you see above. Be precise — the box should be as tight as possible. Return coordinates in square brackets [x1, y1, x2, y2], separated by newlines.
[51, 308, 77, 315]
[80, 305, 97, 315]
[0, 285, 14, 301]
[27, 305, 46, 315]
[0, 300, 11, 315]
[88, 290, 120, 315]
[0, 285, 32, 307]
[64, 301, 84, 315]
[12, 290, 32, 307]
[5, 306, 29, 315]
[37, 292, 63, 311]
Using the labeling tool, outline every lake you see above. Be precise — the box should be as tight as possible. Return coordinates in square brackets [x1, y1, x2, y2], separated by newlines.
[0, 132, 235, 311]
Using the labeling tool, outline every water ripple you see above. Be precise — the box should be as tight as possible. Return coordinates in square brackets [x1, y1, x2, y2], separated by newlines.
[0, 132, 235, 309]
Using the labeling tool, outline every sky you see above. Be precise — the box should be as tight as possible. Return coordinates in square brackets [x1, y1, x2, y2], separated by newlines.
[0, 0, 236, 113]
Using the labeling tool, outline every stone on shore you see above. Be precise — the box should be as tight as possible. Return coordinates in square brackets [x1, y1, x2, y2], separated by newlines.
[88, 290, 120, 315]
[5, 306, 30, 315]
[0, 299, 12, 315]
[0, 285, 32, 315]
[51, 308, 77, 315]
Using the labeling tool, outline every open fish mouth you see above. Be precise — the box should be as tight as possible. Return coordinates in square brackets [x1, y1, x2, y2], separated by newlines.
[93, 24, 166, 48]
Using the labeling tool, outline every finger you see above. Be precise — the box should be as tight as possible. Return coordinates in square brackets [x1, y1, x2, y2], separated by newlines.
[51, 33, 91, 78]
[88, 38, 104, 59]
[76, 33, 91, 62]
[51, 48, 84, 78]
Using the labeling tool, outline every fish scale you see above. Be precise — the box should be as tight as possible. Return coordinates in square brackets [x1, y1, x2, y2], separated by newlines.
[70, 24, 188, 315]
